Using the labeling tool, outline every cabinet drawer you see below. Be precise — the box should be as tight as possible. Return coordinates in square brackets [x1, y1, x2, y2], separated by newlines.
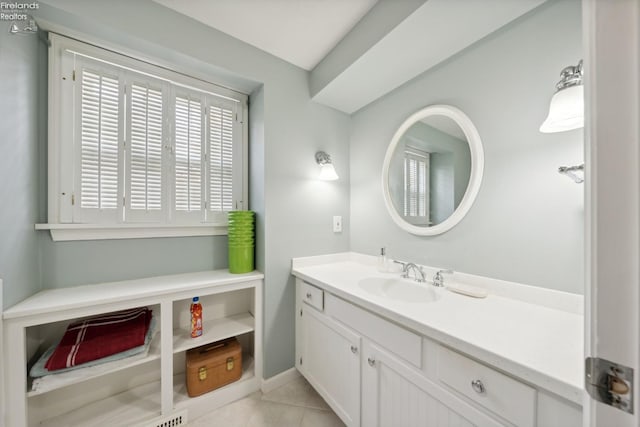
[325, 293, 421, 368]
[301, 282, 324, 311]
[437, 346, 535, 427]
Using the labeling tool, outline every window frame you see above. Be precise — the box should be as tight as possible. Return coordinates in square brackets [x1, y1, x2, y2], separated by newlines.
[403, 148, 431, 226]
[43, 33, 248, 241]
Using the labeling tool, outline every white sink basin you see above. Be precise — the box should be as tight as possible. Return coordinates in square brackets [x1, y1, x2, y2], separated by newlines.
[358, 277, 441, 303]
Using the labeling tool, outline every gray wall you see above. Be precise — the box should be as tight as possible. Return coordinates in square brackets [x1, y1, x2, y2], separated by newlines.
[350, 0, 584, 294]
[0, 30, 44, 306]
[18, 0, 351, 379]
[39, 237, 229, 288]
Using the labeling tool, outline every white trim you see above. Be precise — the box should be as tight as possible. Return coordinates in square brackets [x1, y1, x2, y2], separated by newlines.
[260, 367, 301, 394]
[35, 223, 228, 241]
[382, 104, 484, 236]
[0, 279, 4, 427]
[49, 33, 248, 104]
[583, 0, 640, 425]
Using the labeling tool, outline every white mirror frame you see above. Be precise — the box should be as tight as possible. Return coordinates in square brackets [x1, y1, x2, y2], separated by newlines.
[382, 105, 484, 236]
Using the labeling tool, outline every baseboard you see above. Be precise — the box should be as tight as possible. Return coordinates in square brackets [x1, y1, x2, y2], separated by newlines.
[260, 367, 301, 393]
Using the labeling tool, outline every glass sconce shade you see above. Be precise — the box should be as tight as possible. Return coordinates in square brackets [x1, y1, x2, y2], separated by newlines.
[540, 60, 584, 133]
[315, 151, 339, 181]
[318, 163, 339, 181]
[540, 84, 584, 133]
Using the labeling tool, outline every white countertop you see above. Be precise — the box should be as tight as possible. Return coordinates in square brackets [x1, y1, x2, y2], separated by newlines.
[291, 253, 583, 405]
[4, 270, 264, 320]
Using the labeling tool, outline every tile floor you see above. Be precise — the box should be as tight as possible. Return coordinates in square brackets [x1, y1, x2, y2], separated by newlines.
[188, 376, 345, 427]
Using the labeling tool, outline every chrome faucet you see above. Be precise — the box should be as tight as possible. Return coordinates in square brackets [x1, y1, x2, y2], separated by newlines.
[433, 269, 453, 287]
[402, 262, 426, 283]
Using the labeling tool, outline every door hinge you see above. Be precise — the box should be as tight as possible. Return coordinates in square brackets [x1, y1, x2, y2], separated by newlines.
[71, 194, 75, 206]
[123, 196, 126, 206]
[300, 308, 303, 316]
[299, 357, 302, 365]
[72, 69, 76, 81]
[586, 356, 634, 414]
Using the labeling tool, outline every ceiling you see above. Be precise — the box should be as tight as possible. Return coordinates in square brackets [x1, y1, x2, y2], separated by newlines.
[422, 116, 467, 141]
[152, 0, 378, 71]
[153, 0, 548, 114]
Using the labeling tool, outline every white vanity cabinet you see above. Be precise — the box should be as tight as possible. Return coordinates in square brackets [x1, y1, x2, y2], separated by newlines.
[361, 341, 506, 427]
[296, 282, 361, 426]
[3, 270, 263, 427]
[295, 278, 581, 427]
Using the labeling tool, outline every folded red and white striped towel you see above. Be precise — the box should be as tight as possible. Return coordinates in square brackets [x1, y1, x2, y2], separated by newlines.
[45, 307, 152, 371]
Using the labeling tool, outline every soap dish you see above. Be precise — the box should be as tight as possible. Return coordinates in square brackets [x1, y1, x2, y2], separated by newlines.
[446, 282, 488, 298]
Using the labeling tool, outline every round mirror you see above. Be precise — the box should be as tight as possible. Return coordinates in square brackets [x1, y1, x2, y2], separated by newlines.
[382, 105, 484, 236]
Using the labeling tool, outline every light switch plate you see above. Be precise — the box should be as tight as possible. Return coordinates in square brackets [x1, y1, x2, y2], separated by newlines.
[333, 216, 342, 233]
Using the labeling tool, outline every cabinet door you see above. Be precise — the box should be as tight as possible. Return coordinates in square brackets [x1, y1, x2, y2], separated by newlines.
[362, 341, 506, 427]
[300, 305, 361, 427]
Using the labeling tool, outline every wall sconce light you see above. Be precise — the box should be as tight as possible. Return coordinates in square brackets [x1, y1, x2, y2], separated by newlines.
[540, 60, 584, 133]
[315, 151, 339, 181]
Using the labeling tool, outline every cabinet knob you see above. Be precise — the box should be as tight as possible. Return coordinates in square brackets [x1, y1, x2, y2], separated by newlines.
[350, 345, 358, 354]
[367, 357, 376, 367]
[306, 292, 312, 299]
[471, 379, 485, 394]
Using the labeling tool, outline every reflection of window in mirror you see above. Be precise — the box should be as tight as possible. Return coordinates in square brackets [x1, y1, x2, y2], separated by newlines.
[403, 147, 430, 226]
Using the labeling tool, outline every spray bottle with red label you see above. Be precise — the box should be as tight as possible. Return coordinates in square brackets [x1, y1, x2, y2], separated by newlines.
[190, 297, 203, 338]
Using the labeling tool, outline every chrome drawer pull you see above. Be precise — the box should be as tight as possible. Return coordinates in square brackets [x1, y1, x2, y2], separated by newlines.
[367, 357, 376, 367]
[350, 345, 358, 354]
[471, 379, 485, 394]
[306, 292, 312, 299]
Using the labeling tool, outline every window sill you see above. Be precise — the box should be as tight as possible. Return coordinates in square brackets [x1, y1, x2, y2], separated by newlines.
[35, 223, 228, 242]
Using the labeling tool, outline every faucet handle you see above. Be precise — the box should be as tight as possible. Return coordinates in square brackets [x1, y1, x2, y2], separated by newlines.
[433, 269, 453, 287]
[393, 260, 408, 276]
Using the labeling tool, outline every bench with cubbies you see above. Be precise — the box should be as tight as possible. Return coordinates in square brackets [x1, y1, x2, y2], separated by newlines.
[3, 270, 263, 427]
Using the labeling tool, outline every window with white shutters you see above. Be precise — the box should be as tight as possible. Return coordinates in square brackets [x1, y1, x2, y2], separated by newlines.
[49, 34, 247, 237]
[404, 149, 430, 225]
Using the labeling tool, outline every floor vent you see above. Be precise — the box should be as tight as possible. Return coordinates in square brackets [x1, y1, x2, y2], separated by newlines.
[140, 410, 188, 427]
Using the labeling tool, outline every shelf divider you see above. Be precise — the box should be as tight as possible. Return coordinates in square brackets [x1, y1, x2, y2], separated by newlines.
[173, 312, 254, 354]
[27, 338, 162, 397]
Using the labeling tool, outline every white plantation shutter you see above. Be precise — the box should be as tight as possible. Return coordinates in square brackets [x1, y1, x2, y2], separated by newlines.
[54, 36, 247, 231]
[126, 81, 165, 222]
[207, 101, 235, 215]
[174, 95, 204, 219]
[404, 150, 430, 224]
[75, 65, 123, 223]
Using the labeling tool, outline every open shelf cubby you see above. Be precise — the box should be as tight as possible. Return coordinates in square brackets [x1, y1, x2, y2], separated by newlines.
[4, 270, 263, 427]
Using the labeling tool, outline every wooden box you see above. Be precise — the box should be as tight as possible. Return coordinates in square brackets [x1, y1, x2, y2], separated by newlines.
[186, 337, 242, 397]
